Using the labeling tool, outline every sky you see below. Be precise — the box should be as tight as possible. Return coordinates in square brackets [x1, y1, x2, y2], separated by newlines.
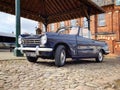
[0, 12, 38, 34]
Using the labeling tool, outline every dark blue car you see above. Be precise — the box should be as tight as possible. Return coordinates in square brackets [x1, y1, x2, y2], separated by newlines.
[18, 26, 110, 67]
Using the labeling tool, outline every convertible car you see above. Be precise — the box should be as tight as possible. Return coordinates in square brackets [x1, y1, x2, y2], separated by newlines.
[17, 26, 110, 67]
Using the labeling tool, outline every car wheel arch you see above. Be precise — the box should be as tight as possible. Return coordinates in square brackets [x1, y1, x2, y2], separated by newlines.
[100, 49, 105, 54]
[53, 43, 71, 58]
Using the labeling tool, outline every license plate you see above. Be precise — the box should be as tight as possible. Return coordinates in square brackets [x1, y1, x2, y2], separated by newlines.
[26, 52, 36, 57]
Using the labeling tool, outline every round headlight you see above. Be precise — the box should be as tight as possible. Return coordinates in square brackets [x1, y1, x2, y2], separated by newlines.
[41, 34, 47, 45]
[18, 36, 23, 44]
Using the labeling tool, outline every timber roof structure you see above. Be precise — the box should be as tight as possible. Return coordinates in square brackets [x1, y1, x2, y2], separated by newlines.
[0, 0, 104, 24]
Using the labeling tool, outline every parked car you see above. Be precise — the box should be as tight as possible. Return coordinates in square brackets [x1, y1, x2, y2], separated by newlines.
[17, 26, 110, 67]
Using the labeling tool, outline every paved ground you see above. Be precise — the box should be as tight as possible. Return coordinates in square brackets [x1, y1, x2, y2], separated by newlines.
[0, 51, 120, 90]
[0, 49, 25, 60]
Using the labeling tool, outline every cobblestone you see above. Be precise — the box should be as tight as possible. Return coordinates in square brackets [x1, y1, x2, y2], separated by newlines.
[0, 52, 120, 90]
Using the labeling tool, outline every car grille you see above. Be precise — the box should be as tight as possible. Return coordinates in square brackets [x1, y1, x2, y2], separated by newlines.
[23, 39, 41, 45]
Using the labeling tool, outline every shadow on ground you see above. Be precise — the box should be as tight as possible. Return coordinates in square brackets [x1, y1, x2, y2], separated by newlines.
[36, 59, 98, 67]
[35, 57, 120, 67]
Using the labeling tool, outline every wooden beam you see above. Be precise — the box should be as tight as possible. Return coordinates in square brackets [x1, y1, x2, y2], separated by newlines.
[0, 1, 45, 22]
[48, 6, 87, 20]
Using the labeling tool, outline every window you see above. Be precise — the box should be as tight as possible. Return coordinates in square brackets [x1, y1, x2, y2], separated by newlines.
[116, 0, 120, 5]
[98, 14, 106, 26]
[84, 17, 88, 28]
[71, 19, 77, 26]
[50, 23, 54, 31]
[69, 27, 78, 35]
[60, 22, 64, 27]
[42, 24, 45, 32]
[79, 28, 91, 38]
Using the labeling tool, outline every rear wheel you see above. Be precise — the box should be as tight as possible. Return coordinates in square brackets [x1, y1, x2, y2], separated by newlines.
[55, 45, 66, 67]
[96, 51, 103, 62]
[27, 56, 38, 63]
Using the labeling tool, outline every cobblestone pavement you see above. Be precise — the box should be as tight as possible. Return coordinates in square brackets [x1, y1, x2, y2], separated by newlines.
[0, 52, 120, 90]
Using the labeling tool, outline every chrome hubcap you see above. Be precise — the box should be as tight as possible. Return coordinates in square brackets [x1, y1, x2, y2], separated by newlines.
[60, 50, 66, 64]
[98, 52, 103, 61]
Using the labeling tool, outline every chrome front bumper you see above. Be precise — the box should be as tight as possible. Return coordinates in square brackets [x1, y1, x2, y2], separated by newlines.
[16, 46, 53, 55]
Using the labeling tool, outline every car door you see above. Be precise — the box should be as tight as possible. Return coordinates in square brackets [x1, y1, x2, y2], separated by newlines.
[76, 28, 96, 58]
[86, 38, 98, 57]
[89, 39, 103, 57]
[77, 36, 93, 58]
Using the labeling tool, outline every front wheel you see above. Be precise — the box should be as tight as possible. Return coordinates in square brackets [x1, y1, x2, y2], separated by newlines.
[55, 45, 66, 67]
[96, 51, 104, 62]
[26, 56, 38, 63]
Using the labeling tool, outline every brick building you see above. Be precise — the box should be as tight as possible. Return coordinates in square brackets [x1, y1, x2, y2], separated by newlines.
[38, 0, 120, 55]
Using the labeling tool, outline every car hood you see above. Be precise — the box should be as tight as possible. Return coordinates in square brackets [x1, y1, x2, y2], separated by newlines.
[46, 32, 58, 36]
[21, 32, 58, 39]
[21, 34, 43, 39]
[22, 32, 94, 41]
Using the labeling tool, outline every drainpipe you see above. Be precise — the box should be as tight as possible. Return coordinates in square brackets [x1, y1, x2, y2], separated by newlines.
[14, 0, 23, 56]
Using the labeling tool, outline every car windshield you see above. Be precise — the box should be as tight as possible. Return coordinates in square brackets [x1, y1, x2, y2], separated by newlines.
[56, 26, 79, 35]
[79, 28, 91, 39]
